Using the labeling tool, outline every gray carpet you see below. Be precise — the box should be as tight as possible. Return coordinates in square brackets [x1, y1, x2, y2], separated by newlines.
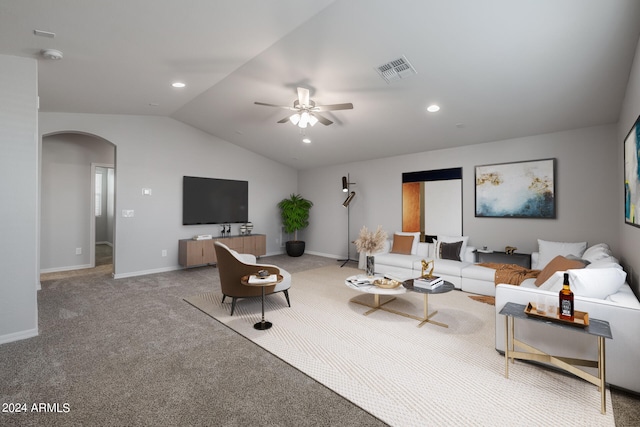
[3, 255, 385, 426]
[1, 255, 637, 426]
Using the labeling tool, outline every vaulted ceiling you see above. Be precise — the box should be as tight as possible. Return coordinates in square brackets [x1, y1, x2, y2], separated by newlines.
[2, 0, 640, 170]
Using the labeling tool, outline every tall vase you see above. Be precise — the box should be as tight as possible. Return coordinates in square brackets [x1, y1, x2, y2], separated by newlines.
[366, 255, 375, 277]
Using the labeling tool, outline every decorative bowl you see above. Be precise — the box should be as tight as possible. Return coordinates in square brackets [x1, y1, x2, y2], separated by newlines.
[373, 278, 402, 289]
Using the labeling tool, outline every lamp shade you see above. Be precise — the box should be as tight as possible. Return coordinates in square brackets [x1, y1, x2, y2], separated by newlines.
[343, 191, 356, 207]
[342, 176, 348, 192]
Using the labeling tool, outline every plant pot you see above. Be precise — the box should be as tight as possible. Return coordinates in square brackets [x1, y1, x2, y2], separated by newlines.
[285, 241, 305, 257]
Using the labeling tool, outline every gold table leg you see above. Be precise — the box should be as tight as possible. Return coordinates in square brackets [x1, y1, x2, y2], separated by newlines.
[416, 293, 448, 328]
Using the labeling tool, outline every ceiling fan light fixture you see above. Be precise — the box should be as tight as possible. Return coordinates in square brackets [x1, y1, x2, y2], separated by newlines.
[308, 114, 318, 127]
[289, 113, 301, 125]
[299, 111, 310, 128]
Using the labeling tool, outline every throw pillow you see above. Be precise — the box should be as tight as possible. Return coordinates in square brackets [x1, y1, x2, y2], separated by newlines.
[394, 231, 420, 254]
[582, 243, 613, 263]
[437, 235, 469, 261]
[537, 239, 587, 270]
[568, 268, 627, 299]
[439, 241, 463, 261]
[534, 255, 587, 286]
[390, 234, 414, 255]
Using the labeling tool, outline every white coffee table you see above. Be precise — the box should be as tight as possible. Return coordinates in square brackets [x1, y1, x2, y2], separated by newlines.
[345, 275, 407, 316]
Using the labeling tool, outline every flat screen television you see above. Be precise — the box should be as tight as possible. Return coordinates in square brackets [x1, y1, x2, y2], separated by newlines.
[183, 176, 248, 225]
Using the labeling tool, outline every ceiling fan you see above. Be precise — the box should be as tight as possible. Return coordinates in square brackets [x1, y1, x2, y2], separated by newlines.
[254, 87, 353, 128]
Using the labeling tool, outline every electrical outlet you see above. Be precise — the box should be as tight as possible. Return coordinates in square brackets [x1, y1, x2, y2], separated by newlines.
[161, 249, 167, 257]
[75, 248, 82, 255]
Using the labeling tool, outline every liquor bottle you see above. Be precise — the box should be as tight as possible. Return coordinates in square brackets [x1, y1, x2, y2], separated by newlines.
[559, 273, 574, 321]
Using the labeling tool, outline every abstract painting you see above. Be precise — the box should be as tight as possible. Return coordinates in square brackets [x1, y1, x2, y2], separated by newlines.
[624, 115, 640, 228]
[475, 159, 556, 218]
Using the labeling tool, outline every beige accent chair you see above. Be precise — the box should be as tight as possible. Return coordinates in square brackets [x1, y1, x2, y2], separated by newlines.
[214, 242, 291, 315]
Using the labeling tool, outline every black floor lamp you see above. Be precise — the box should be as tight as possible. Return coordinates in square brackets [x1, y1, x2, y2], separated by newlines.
[339, 174, 358, 267]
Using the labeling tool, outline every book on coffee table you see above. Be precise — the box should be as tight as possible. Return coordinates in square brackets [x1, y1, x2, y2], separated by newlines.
[413, 276, 444, 290]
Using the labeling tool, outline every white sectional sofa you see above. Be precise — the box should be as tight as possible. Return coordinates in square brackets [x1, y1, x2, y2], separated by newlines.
[359, 233, 476, 288]
[361, 234, 640, 392]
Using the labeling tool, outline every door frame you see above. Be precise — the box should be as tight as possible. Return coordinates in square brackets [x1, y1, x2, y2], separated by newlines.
[90, 163, 115, 269]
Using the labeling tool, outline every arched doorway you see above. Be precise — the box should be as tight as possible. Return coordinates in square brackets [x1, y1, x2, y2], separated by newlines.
[40, 132, 116, 277]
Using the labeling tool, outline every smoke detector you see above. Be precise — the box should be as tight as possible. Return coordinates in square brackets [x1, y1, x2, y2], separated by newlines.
[41, 49, 63, 60]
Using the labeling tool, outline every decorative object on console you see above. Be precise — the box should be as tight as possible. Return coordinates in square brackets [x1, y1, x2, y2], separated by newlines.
[245, 222, 253, 234]
[504, 246, 517, 255]
[354, 225, 387, 276]
[475, 158, 556, 218]
[278, 194, 313, 257]
[624, 114, 640, 228]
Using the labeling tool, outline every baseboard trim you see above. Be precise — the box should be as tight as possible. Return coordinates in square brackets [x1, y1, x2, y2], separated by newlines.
[0, 327, 38, 345]
[304, 250, 341, 259]
[40, 264, 92, 274]
[113, 265, 182, 279]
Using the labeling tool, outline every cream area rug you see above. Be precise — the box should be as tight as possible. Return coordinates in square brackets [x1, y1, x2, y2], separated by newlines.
[185, 265, 614, 427]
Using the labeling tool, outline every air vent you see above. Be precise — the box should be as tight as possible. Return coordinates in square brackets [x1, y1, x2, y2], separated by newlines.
[375, 55, 417, 83]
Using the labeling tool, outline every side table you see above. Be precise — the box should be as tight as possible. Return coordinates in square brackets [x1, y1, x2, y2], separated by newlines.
[241, 274, 283, 330]
[499, 302, 612, 414]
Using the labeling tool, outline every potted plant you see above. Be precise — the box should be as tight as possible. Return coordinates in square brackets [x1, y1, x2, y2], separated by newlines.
[278, 194, 313, 257]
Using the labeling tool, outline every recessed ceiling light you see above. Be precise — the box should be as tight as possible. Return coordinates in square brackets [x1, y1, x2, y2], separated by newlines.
[426, 104, 440, 113]
[171, 82, 186, 88]
[302, 138, 311, 144]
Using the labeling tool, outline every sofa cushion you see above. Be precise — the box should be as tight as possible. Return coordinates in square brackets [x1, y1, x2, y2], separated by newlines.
[462, 264, 496, 281]
[537, 239, 587, 269]
[582, 243, 613, 263]
[534, 255, 587, 286]
[375, 253, 421, 270]
[394, 232, 420, 255]
[434, 258, 471, 276]
[390, 234, 414, 255]
[435, 235, 469, 261]
[439, 241, 463, 261]
[569, 268, 626, 299]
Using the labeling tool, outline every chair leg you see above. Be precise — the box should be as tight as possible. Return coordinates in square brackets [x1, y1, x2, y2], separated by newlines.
[221, 294, 227, 304]
[230, 297, 237, 316]
[283, 290, 291, 307]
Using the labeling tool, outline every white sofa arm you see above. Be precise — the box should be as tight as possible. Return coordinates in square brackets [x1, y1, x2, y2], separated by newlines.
[464, 246, 476, 262]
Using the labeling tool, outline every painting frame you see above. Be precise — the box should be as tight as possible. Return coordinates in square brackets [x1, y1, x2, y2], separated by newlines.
[624, 114, 640, 229]
[475, 158, 556, 219]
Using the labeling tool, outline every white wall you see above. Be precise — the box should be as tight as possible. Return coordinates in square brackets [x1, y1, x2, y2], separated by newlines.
[618, 35, 640, 295]
[39, 113, 298, 278]
[40, 134, 114, 272]
[0, 55, 39, 343]
[300, 124, 619, 262]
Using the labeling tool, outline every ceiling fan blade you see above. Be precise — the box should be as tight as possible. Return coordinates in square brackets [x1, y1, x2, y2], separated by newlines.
[254, 101, 297, 111]
[312, 113, 333, 126]
[314, 102, 354, 112]
[297, 87, 310, 108]
[277, 116, 290, 123]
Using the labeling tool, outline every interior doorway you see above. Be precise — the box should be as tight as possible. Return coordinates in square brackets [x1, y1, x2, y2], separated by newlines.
[91, 164, 115, 269]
